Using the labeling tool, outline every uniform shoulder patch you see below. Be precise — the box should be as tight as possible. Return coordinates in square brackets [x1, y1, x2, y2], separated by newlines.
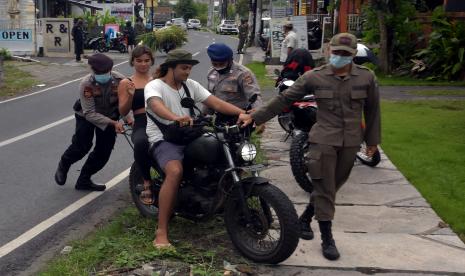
[243, 72, 254, 85]
[83, 86, 93, 99]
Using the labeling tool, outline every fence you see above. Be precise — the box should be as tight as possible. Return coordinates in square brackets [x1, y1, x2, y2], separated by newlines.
[347, 14, 361, 32]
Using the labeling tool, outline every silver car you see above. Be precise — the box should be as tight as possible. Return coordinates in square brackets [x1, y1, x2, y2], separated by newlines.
[216, 20, 239, 35]
[187, 19, 201, 30]
[170, 18, 187, 31]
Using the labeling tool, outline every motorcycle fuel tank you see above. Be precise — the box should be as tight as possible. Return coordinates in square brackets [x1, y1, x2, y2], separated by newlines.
[184, 133, 226, 166]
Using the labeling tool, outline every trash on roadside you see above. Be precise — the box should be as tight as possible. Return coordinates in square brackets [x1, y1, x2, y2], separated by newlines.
[60, 245, 72, 255]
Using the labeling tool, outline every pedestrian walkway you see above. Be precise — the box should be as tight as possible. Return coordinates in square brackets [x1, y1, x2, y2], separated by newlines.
[256, 110, 465, 275]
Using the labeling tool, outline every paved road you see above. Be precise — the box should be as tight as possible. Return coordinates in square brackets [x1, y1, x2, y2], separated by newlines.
[0, 31, 242, 275]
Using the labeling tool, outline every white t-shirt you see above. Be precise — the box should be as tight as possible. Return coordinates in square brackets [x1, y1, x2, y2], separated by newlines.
[280, 30, 298, 62]
[144, 78, 211, 144]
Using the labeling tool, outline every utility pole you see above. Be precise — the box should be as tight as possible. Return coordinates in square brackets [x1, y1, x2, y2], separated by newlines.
[207, 0, 213, 27]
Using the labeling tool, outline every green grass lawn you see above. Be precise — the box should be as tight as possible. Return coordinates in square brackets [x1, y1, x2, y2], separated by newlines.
[245, 61, 276, 89]
[405, 89, 465, 96]
[0, 61, 38, 97]
[377, 74, 465, 86]
[381, 100, 465, 240]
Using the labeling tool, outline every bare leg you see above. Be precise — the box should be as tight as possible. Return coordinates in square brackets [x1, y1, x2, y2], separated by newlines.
[154, 160, 183, 245]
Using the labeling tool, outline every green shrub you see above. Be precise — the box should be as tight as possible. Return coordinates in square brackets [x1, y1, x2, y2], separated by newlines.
[413, 6, 465, 80]
[137, 26, 188, 51]
[0, 48, 12, 60]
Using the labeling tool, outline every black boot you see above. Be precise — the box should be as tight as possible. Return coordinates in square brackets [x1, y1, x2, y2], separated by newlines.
[54, 161, 70, 186]
[299, 204, 314, 240]
[75, 175, 106, 191]
[318, 220, 340, 260]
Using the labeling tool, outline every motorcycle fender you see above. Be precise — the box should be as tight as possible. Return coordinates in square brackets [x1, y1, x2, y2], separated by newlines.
[238, 176, 270, 196]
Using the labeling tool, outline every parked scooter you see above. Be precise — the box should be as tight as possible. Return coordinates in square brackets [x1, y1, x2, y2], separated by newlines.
[98, 32, 127, 53]
[128, 95, 300, 264]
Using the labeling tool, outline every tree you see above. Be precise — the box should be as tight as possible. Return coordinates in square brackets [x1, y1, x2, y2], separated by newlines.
[235, 0, 249, 19]
[174, 0, 197, 20]
[363, 0, 420, 73]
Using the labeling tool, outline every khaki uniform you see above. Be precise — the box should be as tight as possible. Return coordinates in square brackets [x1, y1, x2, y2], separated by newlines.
[253, 63, 381, 221]
[207, 61, 263, 110]
[238, 24, 248, 52]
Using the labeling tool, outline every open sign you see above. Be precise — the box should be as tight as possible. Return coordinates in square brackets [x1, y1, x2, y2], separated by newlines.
[0, 30, 32, 41]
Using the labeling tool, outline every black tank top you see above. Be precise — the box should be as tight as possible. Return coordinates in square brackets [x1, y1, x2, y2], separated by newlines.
[131, 88, 145, 111]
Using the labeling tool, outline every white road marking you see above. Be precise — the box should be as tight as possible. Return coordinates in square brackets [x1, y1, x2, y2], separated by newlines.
[0, 60, 129, 105]
[0, 168, 130, 259]
[239, 53, 244, 65]
[193, 51, 200, 57]
[0, 115, 74, 148]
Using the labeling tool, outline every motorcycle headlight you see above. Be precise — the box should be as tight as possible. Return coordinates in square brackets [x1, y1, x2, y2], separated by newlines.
[238, 142, 257, 162]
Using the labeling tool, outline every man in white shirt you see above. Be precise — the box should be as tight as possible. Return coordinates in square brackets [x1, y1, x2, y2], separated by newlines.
[280, 22, 298, 63]
[144, 49, 244, 248]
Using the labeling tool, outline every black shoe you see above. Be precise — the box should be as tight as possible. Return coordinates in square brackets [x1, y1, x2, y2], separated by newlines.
[299, 204, 314, 240]
[75, 177, 106, 191]
[318, 220, 340, 260]
[300, 220, 314, 240]
[54, 162, 69, 186]
[321, 239, 340, 260]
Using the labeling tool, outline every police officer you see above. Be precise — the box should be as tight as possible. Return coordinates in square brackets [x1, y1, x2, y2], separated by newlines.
[237, 19, 248, 54]
[238, 33, 381, 260]
[206, 43, 262, 124]
[54, 53, 126, 191]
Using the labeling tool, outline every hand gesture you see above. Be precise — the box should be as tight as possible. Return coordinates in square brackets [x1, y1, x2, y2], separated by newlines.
[237, 113, 253, 127]
[366, 145, 378, 157]
[113, 121, 125, 133]
[126, 80, 135, 96]
[174, 115, 193, 127]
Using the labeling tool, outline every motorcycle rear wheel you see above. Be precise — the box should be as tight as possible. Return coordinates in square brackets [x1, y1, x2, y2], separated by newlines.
[129, 163, 160, 218]
[97, 42, 108, 53]
[224, 184, 299, 264]
[289, 132, 313, 193]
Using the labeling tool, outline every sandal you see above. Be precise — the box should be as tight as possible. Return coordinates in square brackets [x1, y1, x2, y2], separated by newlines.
[139, 181, 154, 205]
[153, 241, 175, 250]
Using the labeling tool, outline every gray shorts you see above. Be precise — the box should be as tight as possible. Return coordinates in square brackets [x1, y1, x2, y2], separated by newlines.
[151, 141, 185, 170]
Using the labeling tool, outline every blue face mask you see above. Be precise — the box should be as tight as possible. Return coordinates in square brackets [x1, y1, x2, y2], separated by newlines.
[94, 73, 112, 84]
[329, 54, 353, 68]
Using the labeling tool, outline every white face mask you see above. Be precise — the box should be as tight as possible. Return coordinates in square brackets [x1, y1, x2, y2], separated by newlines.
[329, 54, 353, 68]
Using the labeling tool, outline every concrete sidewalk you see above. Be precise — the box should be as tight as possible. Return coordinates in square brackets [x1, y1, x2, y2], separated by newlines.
[258, 119, 465, 275]
[244, 46, 465, 275]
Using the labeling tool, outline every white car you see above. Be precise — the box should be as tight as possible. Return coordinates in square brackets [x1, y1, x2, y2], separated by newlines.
[216, 19, 239, 35]
[170, 18, 187, 31]
[187, 19, 201, 30]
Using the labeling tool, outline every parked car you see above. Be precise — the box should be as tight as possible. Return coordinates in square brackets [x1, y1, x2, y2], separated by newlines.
[170, 18, 187, 31]
[187, 19, 201, 30]
[216, 19, 239, 35]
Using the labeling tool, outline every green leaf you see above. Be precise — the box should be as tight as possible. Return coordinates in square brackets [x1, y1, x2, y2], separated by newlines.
[452, 63, 462, 74]
[459, 48, 465, 63]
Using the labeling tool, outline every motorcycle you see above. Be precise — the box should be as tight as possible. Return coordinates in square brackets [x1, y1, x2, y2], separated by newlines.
[97, 32, 127, 53]
[307, 19, 322, 50]
[128, 95, 300, 264]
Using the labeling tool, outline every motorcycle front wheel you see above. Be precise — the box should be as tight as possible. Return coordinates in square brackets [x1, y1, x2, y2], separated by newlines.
[289, 132, 313, 193]
[224, 184, 299, 264]
[129, 163, 159, 218]
[97, 41, 108, 53]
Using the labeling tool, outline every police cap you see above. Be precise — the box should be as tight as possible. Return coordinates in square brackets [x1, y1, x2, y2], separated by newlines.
[207, 43, 233, 62]
[88, 53, 114, 74]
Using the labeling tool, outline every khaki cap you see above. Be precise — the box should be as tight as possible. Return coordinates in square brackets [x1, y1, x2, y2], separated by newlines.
[329, 33, 357, 54]
[161, 49, 199, 66]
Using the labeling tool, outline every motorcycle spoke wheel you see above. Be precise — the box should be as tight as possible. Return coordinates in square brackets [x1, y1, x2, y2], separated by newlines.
[224, 184, 299, 264]
[290, 132, 313, 193]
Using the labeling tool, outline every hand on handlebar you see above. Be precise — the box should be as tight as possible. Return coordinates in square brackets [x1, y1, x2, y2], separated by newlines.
[237, 113, 254, 127]
[174, 115, 193, 127]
